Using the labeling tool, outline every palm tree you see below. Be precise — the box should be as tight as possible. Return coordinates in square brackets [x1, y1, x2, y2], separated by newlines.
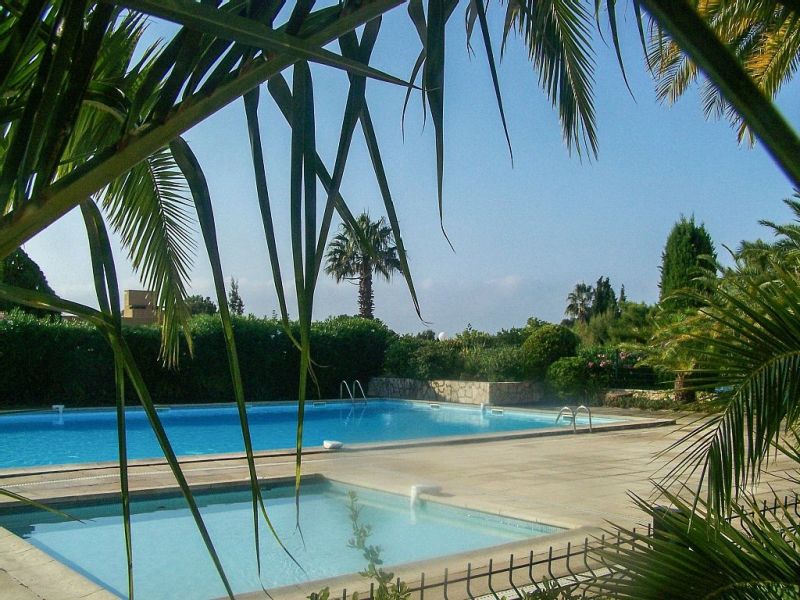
[325, 213, 401, 319]
[565, 282, 594, 323]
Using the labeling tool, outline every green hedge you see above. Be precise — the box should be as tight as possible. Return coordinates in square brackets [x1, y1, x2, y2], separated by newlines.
[0, 312, 392, 408]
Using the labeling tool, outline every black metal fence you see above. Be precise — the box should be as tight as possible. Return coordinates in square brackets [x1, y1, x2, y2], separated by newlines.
[323, 493, 800, 600]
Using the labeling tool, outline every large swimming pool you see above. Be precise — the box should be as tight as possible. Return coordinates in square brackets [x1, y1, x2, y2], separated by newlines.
[0, 400, 615, 468]
[0, 479, 563, 599]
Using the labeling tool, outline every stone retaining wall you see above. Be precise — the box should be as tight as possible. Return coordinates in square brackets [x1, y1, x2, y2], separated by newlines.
[368, 377, 544, 406]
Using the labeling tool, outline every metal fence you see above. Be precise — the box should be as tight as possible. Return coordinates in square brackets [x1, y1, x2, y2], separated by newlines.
[324, 493, 800, 600]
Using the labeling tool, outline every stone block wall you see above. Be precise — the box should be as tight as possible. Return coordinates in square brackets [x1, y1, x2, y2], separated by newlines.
[368, 377, 544, 406]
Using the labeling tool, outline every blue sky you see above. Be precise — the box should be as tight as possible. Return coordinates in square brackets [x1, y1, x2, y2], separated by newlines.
[25, 7, 800, 335]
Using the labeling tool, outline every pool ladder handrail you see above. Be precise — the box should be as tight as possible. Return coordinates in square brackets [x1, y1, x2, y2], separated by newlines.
[555, 405, 593, 433]
[352, 380, 368, 404]
[339, 380, 368, 404]
[340, 380, 354, 401]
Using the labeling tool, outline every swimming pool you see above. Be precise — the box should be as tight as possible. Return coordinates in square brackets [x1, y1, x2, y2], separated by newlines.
[0, 479, 563, 599]
[0, 400, 616, 468]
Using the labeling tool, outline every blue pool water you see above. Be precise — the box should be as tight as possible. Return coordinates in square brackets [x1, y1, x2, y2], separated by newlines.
[0, 480, 563, 599]
[0, 400, 616, 468]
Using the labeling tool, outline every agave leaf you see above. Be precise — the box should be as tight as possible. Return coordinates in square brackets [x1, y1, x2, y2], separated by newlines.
[312, 22, 380, 285]
[117, 0, 411, 88]
[602, 0, 634, 96]
[170, 135, 303, 578]
[473, 0, 514, 161]
[243, 88, 296, 338]
[423, 0, 451, 248]
[359, 105, 424, 321]
[78, 199, 132, 600]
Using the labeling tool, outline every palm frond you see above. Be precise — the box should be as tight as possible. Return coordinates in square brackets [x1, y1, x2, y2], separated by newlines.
[655, 260, 800, 517]
[102, 147, 196, 366]
[504, 0, 597, 157]
[594, 489, 800, 599]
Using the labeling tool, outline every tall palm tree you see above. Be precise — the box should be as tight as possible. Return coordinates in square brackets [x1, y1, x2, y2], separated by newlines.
[565, 282, 594, 323]
[325, 213, 401, 319]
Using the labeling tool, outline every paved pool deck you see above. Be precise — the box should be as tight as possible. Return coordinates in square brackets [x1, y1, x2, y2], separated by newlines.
[0, 408, 796, 599]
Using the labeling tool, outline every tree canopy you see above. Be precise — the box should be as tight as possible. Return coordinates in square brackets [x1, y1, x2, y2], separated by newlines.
[659, 216, 716, 308]
[0, 249, 55, 317]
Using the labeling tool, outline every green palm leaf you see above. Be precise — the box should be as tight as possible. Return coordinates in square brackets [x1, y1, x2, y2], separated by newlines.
[503, 0, 597, 157]
[103, 147, 196, 366]
[656, 259, 800, 517]
[595, 489, 800, 599]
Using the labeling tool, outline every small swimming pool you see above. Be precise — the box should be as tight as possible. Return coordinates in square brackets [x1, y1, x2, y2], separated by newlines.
[0, 400, 618, 468]
[0, 479, 563, 599]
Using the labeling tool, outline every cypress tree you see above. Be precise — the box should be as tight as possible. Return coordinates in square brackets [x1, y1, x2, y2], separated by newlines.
[593, 276, 617, 317]
[659, 216, 716, 308]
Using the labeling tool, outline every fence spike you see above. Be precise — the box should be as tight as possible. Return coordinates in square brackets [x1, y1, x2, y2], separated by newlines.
[487, 558, 501, 600]
[443, 568, 449, 600]
[547, 545, 556, 582]
[419, 573, 424, 600]
[507, 553, 521, 598]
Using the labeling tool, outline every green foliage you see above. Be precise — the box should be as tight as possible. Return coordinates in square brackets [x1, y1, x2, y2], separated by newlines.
[659, 216, 716, 308]
[0, 313, 391, 408]
[592, 276, 617, 316]
[407, 340, 464, 380]
[573, 302, 656, 347]
[546, 357, 590, 400]
[603, 391, 675, 411]
[324, 213, 402, 320]
[0, 249, 55, 317]
[346, 491, 411, 600]
[521, 324, 579, 379]
[565, 282, 594, 323]
[384, 334, 526, 382]
[227, 278, 244, 316]
[186, 294, 218, 315]
[465, 346, 526, 381]
[595, 491, 800, 599]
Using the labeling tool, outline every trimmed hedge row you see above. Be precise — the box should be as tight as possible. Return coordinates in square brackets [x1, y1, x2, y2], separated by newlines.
[0, 312, 392, 408]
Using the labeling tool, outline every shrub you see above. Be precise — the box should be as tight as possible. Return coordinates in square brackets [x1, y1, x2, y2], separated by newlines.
[604, 391, 676, 411]
[469, 346, 525, 381]
[383, 336, 421, 378]
[546, 357, 589, 400]
[410, 340, 463, 379]
[0, 313, 392, 408]
[521, 324, 579, 378]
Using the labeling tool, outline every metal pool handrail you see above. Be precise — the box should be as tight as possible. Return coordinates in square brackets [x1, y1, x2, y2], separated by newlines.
[576, 405, 593, 432]
[352, 380, 368, 404]
[340, 380, 354, 401]
[555, 406, 577, 433]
